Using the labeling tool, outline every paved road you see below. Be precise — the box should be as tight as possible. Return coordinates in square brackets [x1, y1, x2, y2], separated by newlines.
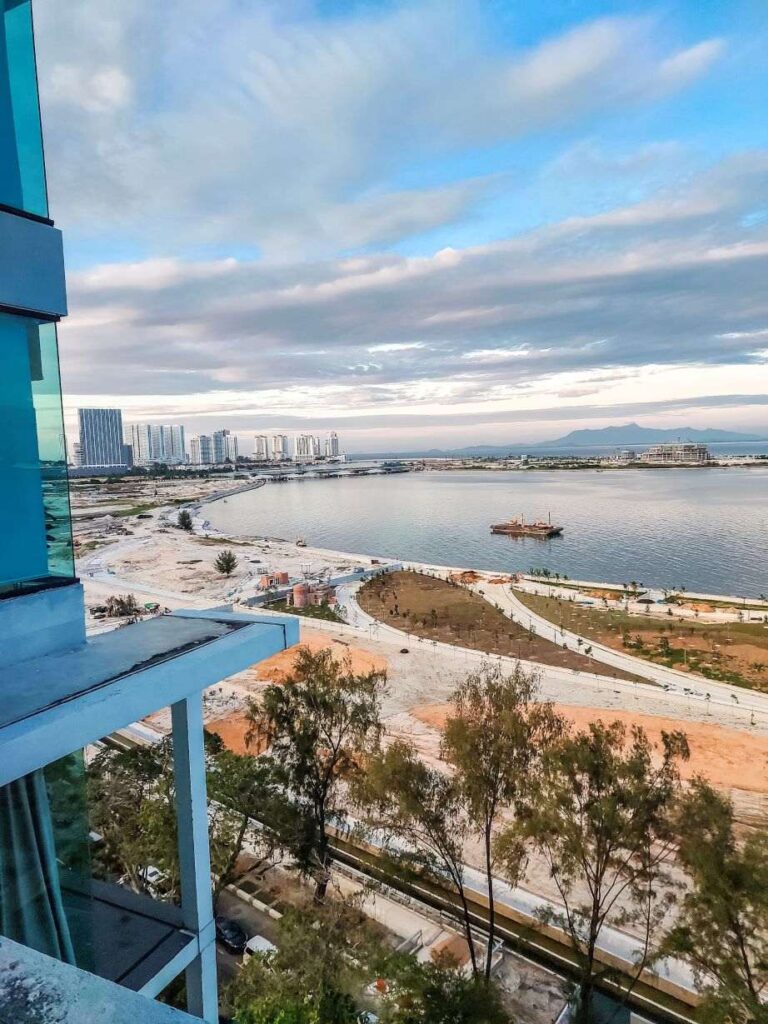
[492, 579, 768, 719]
[335, 570, 768, 730]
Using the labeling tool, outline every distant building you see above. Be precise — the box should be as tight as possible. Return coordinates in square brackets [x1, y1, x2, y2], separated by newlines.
[211, 428, 238, 463]
[294, 433, 315, 462]
[77, 408, 127, 468]
[325, 431, 340, 458]
[639, 443, 710, 465]
[254, 434, 269, 459]
[130, 423, 186, 466]
[271, 434, 289, 461]
[189, 434, 213, 465]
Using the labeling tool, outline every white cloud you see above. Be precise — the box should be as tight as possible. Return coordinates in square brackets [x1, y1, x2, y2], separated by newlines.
[34, 2, 725, 255]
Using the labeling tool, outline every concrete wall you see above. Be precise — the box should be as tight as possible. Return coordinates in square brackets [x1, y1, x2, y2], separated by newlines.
[0, 582, 85, 665]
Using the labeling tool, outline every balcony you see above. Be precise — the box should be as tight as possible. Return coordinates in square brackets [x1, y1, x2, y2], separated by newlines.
[0, 607, 299, 1021]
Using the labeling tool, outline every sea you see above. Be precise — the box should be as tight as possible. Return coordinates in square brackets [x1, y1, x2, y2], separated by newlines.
[206, 466, 768, 598]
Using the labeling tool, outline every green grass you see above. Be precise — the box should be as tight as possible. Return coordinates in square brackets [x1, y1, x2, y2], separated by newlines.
[266, 599, 345, 623]
[513, 588, 768, 692]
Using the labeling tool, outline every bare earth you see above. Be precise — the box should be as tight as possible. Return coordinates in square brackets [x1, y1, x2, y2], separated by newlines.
[411, 702, 768, 795]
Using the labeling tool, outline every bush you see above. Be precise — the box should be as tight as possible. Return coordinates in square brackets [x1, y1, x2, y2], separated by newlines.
[215, 549, 238, 575]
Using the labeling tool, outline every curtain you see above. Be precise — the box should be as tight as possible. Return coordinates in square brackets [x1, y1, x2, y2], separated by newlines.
[0, 770, 76, 964]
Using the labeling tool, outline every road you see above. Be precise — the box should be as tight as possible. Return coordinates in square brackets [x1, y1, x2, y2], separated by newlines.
[335, 573, 768, 730]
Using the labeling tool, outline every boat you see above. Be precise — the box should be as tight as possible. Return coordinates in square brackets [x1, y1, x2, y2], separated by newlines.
[296, 538, 307, 547]
[490, 513, 563, 539]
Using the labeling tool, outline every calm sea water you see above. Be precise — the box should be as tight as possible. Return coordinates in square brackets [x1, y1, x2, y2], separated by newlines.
[206, 468, 768, 597]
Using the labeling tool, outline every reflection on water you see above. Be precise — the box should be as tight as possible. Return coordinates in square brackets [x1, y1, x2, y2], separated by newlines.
[207, 468, 768, 597]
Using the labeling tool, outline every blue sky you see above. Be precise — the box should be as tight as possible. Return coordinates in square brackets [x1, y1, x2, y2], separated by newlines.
[33, 0, 768, 450]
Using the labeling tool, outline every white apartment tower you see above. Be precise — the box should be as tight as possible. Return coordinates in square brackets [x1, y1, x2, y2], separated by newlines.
[254, 434, 269, 460]
[325, 430, 340, 458]
[130, 423, 186, 466]
[271, 434, 289, 461]
[294, 433, 314, 462]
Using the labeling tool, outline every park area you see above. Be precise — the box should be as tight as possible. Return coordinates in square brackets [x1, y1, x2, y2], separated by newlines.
[357, 570, 639, 680]
[514, 589, 768, 692]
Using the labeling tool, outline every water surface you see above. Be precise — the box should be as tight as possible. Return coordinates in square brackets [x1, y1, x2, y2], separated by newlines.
[207, 468, 768, 597]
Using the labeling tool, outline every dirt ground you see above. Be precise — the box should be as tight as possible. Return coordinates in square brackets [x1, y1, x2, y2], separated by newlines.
[515, 590, 768, 692]
[358, 571, 640, 681]
[205, 634, 389, 754]
[411, 702, 768, 795]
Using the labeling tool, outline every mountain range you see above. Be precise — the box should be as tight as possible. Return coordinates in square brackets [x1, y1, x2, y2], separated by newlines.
[356, 423, 767, 460]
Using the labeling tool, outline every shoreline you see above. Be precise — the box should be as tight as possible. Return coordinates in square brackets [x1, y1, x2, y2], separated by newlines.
[198, 506, 765, 608]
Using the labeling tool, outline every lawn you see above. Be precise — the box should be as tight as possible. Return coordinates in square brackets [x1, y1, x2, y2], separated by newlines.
[266, 599, 345, 623]
[358, 571, 640, 681]
[514, 589, 768, 692]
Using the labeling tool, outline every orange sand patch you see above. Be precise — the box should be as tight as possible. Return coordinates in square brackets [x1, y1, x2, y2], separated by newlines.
[205, 711, 258, 755]
[449, 570, 481, 584]
[250, 631, 387, 686]
[411, 703, 768, 794]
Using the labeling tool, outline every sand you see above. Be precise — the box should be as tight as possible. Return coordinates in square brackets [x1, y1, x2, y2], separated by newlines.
[411, 702, 768, 795]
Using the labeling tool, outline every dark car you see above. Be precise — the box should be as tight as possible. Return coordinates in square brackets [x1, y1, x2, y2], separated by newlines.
[215, 916, 248, 954]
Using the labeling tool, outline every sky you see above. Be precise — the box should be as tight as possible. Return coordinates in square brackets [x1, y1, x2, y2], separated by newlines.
[34, 0, 768, 452]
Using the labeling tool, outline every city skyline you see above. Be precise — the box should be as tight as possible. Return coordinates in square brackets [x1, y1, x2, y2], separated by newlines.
[34, 0, 768, 450]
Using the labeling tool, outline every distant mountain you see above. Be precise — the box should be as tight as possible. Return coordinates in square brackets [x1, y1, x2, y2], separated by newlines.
[350, 423, 767, 460]
[539, 423, 766, 447]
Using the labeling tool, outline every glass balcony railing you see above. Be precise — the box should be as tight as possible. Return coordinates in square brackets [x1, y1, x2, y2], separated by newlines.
[0, 0, 48, 219]
[0, 314, 75, 595]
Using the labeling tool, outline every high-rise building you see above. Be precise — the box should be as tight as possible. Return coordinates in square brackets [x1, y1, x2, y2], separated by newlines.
[77, 408, 127, 468]
[130, 423, 186, 466]
[0, 16, 298, 1021]
[254, 434, 269, 459]
[271, 434, 289, 461]
[294, 433, 315, 462]
[189, 434, 213, 464]
[325, 430, 340, 458]
[211, 428, 237, 463]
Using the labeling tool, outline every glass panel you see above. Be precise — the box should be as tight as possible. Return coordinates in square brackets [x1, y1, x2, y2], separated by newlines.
[0, 0, 47, 217]
[0, 726, 191, 990]
[0, 314, 74, 593]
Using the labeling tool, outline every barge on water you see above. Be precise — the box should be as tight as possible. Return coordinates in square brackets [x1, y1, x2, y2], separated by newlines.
[490, 514, 563, 538]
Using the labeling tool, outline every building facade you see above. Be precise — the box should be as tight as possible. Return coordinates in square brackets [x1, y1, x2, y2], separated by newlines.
[325, 430, 340, 458]
[271, 434, 289, 461]
[77, 408, 127, 468]
[211, 428, 237, 464]
[130, 423, 186, 466]
[189, 434, 213, 465]
[0, 14, 299, 1021]
[294, 433, 314, 461]
[638, 442, 710, 464]
[253, 434, 269, 460]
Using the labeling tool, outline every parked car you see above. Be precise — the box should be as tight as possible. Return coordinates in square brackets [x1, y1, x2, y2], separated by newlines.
[242, 934, 277, 962]
[117, 864, 168, 898]
[215, 916, 248, 954]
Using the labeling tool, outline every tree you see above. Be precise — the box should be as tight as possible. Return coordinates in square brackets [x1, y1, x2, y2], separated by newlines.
[248, 647, 385, 900]
[504, 720, 689, 1022]
[88, 739, 179, 896]
[215, 549, 238, 575]
[88, 738, 283, 906]
[663, 779, 768, 1024]
[441, 663, 564, 980]
[177, 509, 193, 531]
[356, 738, 480, 976]
[205, 747, 286, 900]
[227, 899, 378, 1024]
[380, 953, 509, 1024]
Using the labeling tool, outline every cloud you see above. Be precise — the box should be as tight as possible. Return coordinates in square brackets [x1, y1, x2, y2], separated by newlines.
[34, 2, 724, 255]
[58, 152, 768, 420]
